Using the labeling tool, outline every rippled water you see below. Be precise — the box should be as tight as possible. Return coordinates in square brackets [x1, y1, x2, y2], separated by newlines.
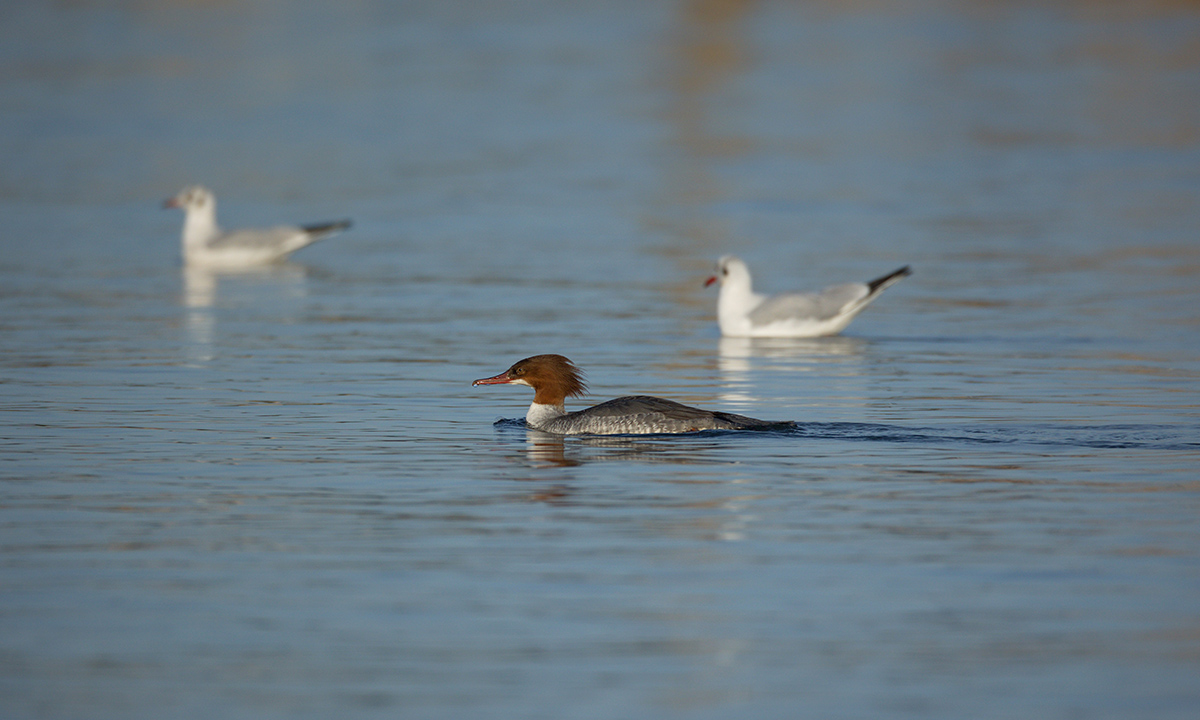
[2, 1, 1199, 718]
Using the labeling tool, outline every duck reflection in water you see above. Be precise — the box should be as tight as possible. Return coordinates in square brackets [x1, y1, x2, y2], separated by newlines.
[511, 426, 734, 468]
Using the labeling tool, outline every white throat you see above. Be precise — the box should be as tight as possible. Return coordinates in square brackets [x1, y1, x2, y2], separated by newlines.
[526, 402, 566, 429]
[182, 203, 220, 254]
[717, 279, 763, 336]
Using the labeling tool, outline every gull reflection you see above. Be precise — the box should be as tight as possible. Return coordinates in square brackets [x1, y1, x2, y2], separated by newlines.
[182, 267, 217, 364]
[717, 335, 867, 403]
[181, 264, 309, 365]
[182, 265, 219, 309]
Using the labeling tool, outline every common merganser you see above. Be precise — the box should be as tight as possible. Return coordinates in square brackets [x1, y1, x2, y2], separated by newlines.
[705, 255, 911, 337]
[472, 354, 793, 435]
[165, 185, 351, 268]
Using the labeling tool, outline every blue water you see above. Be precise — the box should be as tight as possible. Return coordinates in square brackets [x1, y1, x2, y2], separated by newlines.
[2, 1, 1199, 718]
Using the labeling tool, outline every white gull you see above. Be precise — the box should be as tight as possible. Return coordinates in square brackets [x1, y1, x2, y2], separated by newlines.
[705, 255, 911, 337]
[165, 185, 351, 268]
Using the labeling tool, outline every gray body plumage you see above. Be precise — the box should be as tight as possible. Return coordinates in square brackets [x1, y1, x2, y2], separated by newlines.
[204, 220, 351, 253]
[747, 282, 869, 326]
[536, 395, 793, 435]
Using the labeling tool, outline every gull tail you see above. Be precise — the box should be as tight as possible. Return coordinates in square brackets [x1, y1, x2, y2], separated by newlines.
[866, 265, 912, 296]
[301, 219, 353, 239]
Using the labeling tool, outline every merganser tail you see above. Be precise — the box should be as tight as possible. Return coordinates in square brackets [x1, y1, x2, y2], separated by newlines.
[473, 354, 793, 435]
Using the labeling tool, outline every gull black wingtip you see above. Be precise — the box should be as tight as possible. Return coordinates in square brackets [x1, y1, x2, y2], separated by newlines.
[866, 265, 913, 295]
[301, 219, 353, 235]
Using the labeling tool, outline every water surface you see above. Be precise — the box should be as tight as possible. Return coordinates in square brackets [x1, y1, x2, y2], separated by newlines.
[2, 1, 1199, 719]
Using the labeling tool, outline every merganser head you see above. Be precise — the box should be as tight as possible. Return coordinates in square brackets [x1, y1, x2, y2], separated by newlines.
[164, 185, 215, 213]
[472, 354, 588, 406]
[704, 255, 750, 288]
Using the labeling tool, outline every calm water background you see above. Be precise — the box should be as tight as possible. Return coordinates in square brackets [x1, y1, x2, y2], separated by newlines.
[2, 1, 1199, 718]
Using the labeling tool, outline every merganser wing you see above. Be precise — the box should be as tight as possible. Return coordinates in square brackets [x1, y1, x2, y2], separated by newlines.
[541, 395, 792, 435]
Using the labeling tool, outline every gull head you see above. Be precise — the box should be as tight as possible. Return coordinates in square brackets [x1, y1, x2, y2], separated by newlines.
[705, 255, 751, 289]
[164, 185, 215, 213]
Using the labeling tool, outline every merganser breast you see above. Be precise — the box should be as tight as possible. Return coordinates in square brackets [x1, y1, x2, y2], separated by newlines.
[473, 354, 793, 436]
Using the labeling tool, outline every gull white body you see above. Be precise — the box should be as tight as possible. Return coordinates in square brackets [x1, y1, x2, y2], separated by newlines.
[165, 185, 351, 269]
[706, 255, 911, 338]
[473, 354, 792, 435]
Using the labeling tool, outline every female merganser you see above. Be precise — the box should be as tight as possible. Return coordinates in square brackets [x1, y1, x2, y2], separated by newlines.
[165, 185, 351, 268]
[472, 354, 792, 435]
[705, 255, 911, 337]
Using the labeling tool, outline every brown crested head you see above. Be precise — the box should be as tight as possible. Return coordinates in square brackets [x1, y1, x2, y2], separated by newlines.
[472, 354, 588, 405]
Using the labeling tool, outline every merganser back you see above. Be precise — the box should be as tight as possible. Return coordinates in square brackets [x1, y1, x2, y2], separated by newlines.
[165, 185, 352, 268]
[705, 255, 911, 337]
[472, 354, 793, 435]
